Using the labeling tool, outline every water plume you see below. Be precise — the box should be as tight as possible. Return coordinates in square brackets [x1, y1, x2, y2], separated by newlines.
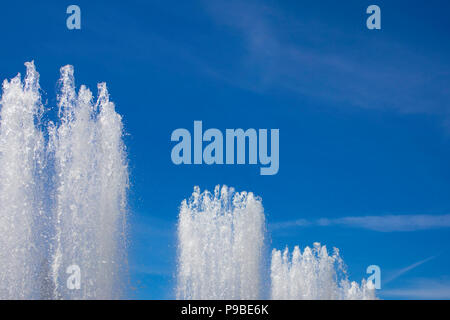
[0, 62, 128, 299]
[177, 186, 266, 299]
[177, 186, 376, 300]
[271, 243, 376, 300]
[0, 62, 45, 299]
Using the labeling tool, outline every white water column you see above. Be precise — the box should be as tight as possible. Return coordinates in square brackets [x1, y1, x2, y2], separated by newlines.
[177, 186, 266, 299]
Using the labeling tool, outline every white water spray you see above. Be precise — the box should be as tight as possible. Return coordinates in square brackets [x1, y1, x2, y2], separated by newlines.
[50, 65, 128, 299]
[177, 186, 266, 299]
[0, 62, 128, 299]
[0, 63, 375, 300]
[0, 62, 45, 299]
[271, 244, 376, 300]
[177, 187, 376, 300]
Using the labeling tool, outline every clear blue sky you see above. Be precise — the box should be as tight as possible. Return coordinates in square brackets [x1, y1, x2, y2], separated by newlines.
[1, 0, 450, 299]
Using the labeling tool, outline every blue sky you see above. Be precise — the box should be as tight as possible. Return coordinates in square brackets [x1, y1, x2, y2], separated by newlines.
[1, 0, 450, 299]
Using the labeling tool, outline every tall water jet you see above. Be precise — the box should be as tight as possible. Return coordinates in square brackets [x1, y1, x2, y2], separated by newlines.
[0, 62, 128, 299]
[93, 82, 128, 297]
[50, 65, 128, 299]
[271, 243, 376, 300]
[0, 62, 45, 299]
[177, 186, 266, 299]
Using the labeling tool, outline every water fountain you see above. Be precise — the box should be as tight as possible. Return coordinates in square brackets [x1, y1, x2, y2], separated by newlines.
[0, 62, 45, 299]
[177, 185, 266, 299]
[0, 62, 128, 299]
[177, 187, 376, 300]
[271, 243, 376, 300]
[0, 62, 375, 300]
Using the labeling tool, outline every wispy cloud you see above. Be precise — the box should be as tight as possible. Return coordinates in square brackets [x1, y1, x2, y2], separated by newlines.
[204, 0, 450, 119]
[383, 278, 450, 299]
[270, 214, 450, 232]
[384, 255, 438, 285]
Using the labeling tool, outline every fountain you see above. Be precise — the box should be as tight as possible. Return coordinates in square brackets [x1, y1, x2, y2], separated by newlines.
[0, 62, 375, 301]
[0, 62, 45, 299]
[176, 186, 266, 299]
[0, 62, 128, 299]
[271, 244, 376, 299]
[177, 187, 376, 300]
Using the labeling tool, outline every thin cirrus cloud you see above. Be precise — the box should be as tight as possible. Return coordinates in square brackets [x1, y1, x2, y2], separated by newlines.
[383, 255, 438, 285]
[270, 214, 450, 232]
[203, 0, 450, 120]
[382, 278, 450, 299]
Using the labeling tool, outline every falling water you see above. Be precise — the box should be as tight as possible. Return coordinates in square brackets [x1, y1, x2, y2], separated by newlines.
[1, 63, 375, 300]
[0, 62, 45, 299]
[271, 243, 376, 300]
[0, 62, 128, 299]
[177, 187, 376, 300]
[177, 186, 266, 299]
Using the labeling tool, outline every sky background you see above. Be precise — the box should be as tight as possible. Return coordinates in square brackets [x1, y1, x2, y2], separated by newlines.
[0, 0, 450, 299]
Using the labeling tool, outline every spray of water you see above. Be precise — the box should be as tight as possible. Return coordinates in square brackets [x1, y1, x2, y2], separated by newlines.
[271, 243, 376, 300]
[0, 62, 128, 299]
[0, 62, 45, 299]
[1, 62, 375, 300]
[49, 65, 128, 299]
[177, 187, 376, 300]
[177, 186, 266, 299]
